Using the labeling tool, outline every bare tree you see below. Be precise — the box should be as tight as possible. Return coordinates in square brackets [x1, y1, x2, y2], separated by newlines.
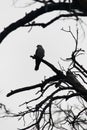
[1, 0, 87, 130]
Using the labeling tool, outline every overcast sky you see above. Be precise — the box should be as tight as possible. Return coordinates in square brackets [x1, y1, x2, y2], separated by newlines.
[0, 0, 87, 129]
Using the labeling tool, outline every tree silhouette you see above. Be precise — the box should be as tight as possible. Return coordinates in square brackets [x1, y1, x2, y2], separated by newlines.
[1, 0, 87, 130]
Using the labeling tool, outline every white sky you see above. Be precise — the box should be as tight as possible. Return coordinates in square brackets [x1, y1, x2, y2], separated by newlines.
[0, 0, 87, 130]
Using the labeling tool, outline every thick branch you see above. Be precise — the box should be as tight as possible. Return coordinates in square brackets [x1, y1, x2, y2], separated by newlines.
[0, 3, 86, 43]
[41, 58, 87, 102]
[31, 55, 65, 75]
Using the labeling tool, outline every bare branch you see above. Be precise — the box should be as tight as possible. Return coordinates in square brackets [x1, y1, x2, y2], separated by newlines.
[6, 75, 60, 97]
[0, 2, 87, 43]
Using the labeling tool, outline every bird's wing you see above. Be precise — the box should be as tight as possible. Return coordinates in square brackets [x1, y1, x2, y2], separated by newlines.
[35, 46, 45, 59]
[34, 45, 45, 70]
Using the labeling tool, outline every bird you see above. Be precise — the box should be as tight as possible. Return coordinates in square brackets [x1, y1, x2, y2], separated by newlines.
[34, 45, 45, 71]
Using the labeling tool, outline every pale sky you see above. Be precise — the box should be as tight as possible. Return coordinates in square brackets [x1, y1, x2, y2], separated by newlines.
[0, 0, 87, 130]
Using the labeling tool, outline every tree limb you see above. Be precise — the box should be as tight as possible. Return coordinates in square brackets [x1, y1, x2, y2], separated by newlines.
[0, 2, 87, 43]
[6, 75, 60, 97]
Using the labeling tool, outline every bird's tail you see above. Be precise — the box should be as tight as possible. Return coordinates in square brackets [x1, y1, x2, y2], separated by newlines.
[35, 60, 40, 71]
[35, 65, 39, 70]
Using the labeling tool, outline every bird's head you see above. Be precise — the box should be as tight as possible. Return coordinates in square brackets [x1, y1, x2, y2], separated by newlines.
[36, 45, 42, 48]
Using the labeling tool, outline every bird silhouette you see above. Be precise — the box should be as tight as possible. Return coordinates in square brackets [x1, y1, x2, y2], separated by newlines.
[34, 45, 45, 71]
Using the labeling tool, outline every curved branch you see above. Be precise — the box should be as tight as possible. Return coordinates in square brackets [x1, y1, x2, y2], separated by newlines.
[0, 2, 86, 43]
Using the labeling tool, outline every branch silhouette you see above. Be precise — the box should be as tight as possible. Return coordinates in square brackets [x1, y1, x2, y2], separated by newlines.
[0, 2, 87, 43]
[7, 56, 87, 103]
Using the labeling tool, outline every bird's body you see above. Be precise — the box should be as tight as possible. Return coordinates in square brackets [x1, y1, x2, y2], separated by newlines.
[34, 45, 45, 70]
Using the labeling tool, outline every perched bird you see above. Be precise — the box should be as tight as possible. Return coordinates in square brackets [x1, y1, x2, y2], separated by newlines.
[34, 45, 45, 70]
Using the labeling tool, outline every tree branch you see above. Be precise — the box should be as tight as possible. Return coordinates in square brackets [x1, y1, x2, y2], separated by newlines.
[7, 56, 87, 103]
[6, 75, 61, 97]
[0, 2, 87, 43]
